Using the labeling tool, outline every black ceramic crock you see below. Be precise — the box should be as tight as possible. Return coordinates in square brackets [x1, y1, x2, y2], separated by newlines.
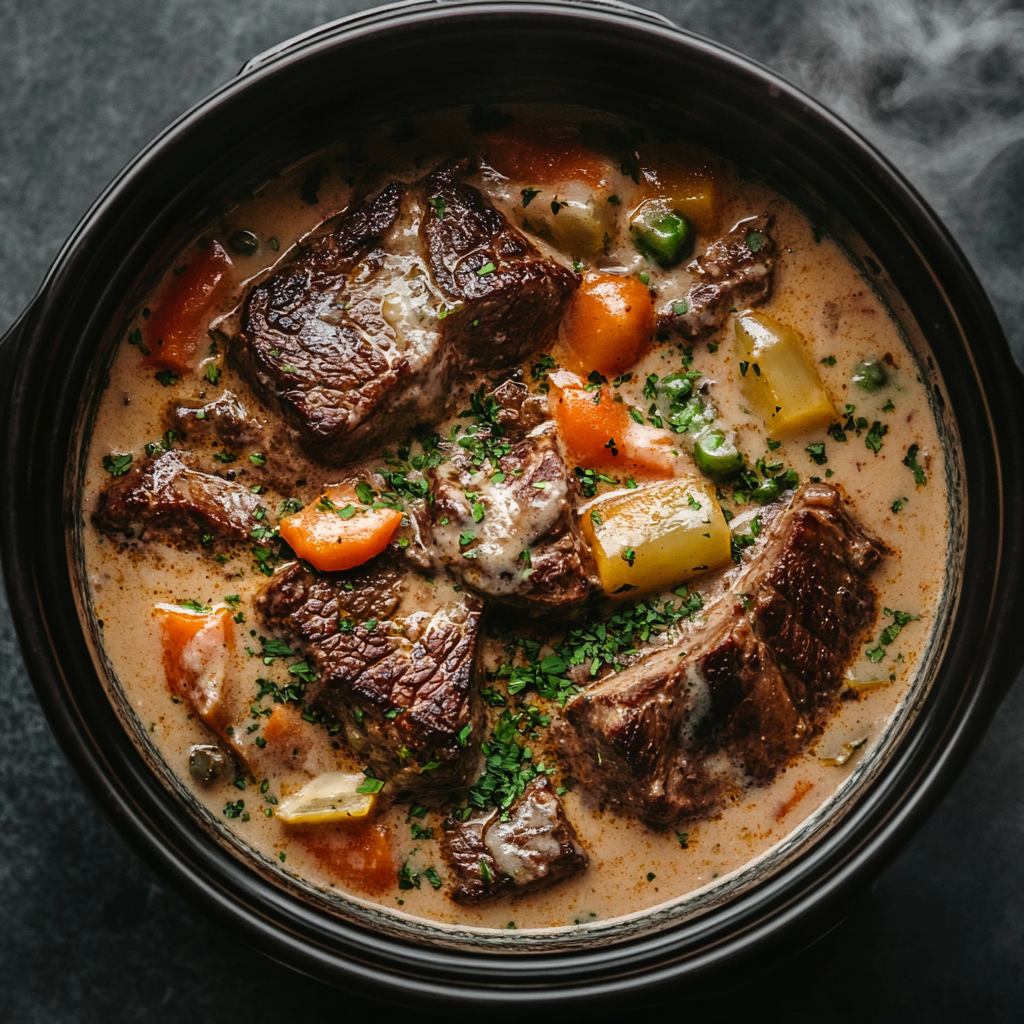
[2, 0, 1022, 1011]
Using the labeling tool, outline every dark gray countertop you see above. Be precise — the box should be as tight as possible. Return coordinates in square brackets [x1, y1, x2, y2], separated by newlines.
[2, 1, 1023, 1020]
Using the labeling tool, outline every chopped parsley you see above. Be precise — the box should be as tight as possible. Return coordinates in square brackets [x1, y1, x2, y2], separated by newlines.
[864, 421, 888, 454]
[102, 452, 133, 477]
[521, 187, 540, 207]
[805, 442, 827, 466]
[903, 444, 927, 485]
[154, 370, 179, 387]
[466, 709, 551, 816]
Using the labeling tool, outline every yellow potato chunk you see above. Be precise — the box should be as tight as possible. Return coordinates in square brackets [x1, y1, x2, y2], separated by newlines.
[734, 311, 835, 437]
[580, 479, 732, 597]
[522, 185, 616, 258]
[276, 771, 378, 825]
[637, 153, 719, 230]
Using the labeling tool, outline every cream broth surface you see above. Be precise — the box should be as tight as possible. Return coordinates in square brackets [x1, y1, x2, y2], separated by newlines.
[78, 107, 950, 936]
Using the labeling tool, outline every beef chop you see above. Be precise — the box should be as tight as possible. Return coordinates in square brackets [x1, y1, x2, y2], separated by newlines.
[421, 163, 578, 370]
[168, 390, 263, 448]
[657, 214, 776, 341]
[256, 560, 482, 801]
[418, 381, 596, 614]
[236, 166, 577, 464]
[441, 776, 589, 903]
[93, 449, 263, 542]
[553, 484, 885, 826]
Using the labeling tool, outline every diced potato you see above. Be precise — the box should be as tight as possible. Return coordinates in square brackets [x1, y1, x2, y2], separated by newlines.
[580, 478, 732, 597]
[734, 311, 835, 437]
[521, 182, 617, 258]
[276, 771, 378, 825]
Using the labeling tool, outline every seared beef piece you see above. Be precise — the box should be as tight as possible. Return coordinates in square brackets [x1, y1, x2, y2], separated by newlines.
[236, 166, 577, 464]
[169, 390, 262, 448]
[256, 561, 482, 801]
[441, 776, 588, 903]
[421, 164, 578, 370]
[419, 382, 595, 614]
[554, 484, 885, 827]
[93, 450, 262, 541]
[657, 215, 776, 341]
[236, 183, 426, 459]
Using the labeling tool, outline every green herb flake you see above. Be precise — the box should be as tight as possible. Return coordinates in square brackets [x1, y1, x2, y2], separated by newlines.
[903, 444, 927, 485]
[805, 442, 827, 466]
[103, 453, 133, 477]
[477, 261, 496, 276]
[154, 370, 179, 387]
[357, 777, 385, 795]
[865, 420, 888, 455]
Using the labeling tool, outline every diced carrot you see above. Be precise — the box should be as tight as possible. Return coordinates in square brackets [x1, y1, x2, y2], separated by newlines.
[278, 486, 403, 572]
[548, 370, 675, 479]
[262, 704, 313, 762]
[293, 820, 395, 895]
[144, 240, 233, 374]
[482, 125, 609, 187]
[155, 604, 233, 726]
[557, 273, 654, 377]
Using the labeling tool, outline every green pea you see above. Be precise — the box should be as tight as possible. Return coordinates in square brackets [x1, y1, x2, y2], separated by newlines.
[852, 358, 888, 391]
[693, 428, 744, 478]
[189, 744, 228, 784]
[630, 207, 695, 268]
[228, 229, 259, 257]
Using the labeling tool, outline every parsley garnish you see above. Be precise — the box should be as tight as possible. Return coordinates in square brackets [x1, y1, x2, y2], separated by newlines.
[865, 421, 888, 454]
[103, 452, 133, 477]
[154, 370, 179, 387]
[805, 442, 827, 465]
[903, 444, 927, 485]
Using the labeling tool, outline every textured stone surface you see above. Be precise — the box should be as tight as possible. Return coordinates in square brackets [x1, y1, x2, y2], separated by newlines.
[1, 1, 1023, 1021]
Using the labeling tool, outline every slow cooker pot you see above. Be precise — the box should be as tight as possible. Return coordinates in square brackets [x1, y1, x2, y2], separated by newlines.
[2, 0, 1022, 1010]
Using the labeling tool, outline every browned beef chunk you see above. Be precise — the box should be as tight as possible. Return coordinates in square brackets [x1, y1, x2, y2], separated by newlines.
[657, 215, 776, 341]
[236, 166, 576, 464]
[441, 776, 588, 903]
[421, 164, 578, 370]
[553, 484, 885, 827]
[417, 381, 595, 614]
[256, 561, 482, 801]
[236, 183, 427, 459]
[93, 450, 262, 541]
[168, 390, 262, 448]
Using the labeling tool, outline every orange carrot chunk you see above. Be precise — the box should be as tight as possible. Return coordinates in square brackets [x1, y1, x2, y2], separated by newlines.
[155, 604, 233, 726]
[482, 125, 608, 187]
[145, 240, 233, 374]
[558, 273, 654, 378]
[278, 486, 403, 572]
[548, 370, 675, 479]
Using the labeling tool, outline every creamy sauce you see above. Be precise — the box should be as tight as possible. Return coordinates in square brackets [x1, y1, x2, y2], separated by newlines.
[78, 106, 950, 936]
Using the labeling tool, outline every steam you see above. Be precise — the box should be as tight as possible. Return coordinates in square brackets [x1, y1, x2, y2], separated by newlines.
[652, 0, 1024, 366]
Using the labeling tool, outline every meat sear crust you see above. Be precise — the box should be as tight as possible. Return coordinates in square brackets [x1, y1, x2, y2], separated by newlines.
[554, 484, 885, 827]
[236, 166, 577, 464]
[168, 390, 263, 448]
[421, 163, 578, 370]
[658, 214, 776, 341]
[93, 449, 263, 541]
[236, 183, 414, 458]
[419, 381, 596, 615]
[256, 561, 482, 801]
[441, 776, 589, 903]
